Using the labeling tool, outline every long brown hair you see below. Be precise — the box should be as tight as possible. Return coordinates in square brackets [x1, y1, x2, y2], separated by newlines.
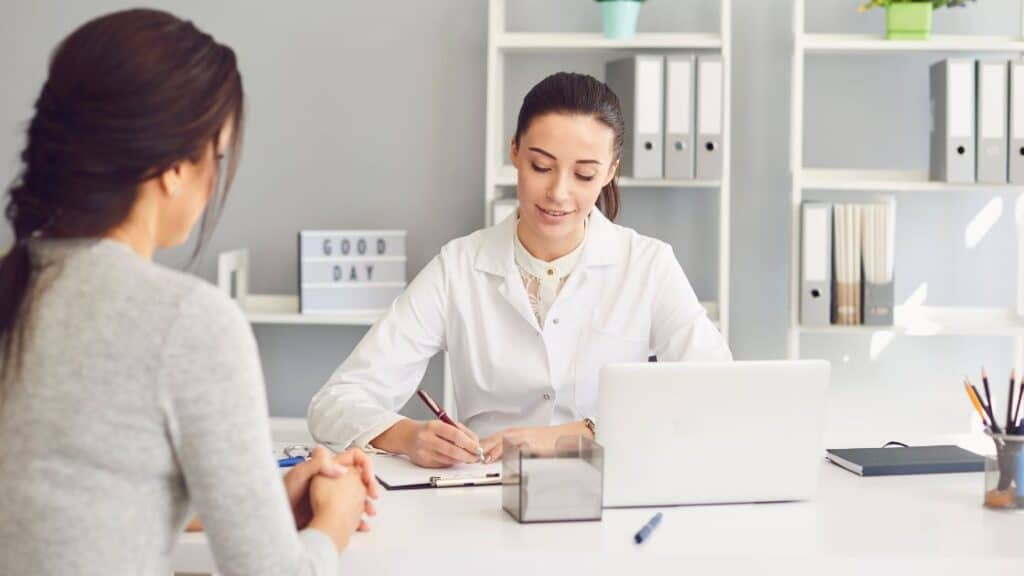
[513, 72, 624, 221]
[0, 9, 245, 377]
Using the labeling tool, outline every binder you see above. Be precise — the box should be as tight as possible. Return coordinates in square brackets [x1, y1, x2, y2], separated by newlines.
[862, 200, 895, 326]
[663, 54, 695, 180]
[800, 202, 832, 327]
[605, 55, 664, 179]
[696, 54, 724, 180]
[929, 59, 975, 183]
[833, 204, 862, 325]
[1009, 60, 1024, 183]
[976, 59, 1009, 183]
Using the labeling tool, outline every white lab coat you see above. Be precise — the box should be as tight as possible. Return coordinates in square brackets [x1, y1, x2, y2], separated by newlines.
[307, 209, 732, 449]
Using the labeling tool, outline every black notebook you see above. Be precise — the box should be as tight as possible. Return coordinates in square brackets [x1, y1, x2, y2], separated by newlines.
[825, 445, 986, 476]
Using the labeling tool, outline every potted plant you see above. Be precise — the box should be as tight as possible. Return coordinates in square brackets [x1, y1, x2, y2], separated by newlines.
[859, 0, 976, 41]
[596, 0, 646, 40]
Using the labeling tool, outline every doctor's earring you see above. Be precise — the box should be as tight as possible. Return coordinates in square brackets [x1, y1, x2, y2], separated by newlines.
[170, 186, 181, 198]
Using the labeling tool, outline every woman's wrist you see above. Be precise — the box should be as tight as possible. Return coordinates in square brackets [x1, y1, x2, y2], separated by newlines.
[307, 515, 348, 550]
[562, 420, 593, 439]
[369, 418, 418, 455]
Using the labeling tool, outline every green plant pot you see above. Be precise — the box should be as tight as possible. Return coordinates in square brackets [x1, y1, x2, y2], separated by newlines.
[886, 3, 933, 40]
[601, 1, 642, 40]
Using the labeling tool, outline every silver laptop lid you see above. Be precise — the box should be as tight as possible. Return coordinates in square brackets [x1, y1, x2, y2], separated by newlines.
[596, 360, 829, 508]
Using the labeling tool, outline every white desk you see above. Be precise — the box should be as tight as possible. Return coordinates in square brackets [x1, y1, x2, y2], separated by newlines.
[173, 461, 1023, 575]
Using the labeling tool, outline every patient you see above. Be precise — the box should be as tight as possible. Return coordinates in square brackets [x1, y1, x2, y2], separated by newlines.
[0, 9, 376, 576]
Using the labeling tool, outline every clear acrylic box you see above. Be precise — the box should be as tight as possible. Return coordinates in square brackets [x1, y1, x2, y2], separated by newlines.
[501, 434, 603, 523]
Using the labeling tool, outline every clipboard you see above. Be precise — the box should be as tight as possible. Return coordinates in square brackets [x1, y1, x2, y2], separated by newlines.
[371, 453, 502, 490]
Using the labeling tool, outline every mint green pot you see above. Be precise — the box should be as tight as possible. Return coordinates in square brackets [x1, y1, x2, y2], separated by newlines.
[601, 1, 642, 40]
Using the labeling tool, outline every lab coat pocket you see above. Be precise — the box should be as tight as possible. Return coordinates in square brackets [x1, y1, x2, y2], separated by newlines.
[574, 327, 651, 416]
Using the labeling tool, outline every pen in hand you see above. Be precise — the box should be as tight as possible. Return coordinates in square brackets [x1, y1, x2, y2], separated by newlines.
[416, 389, 486, 463]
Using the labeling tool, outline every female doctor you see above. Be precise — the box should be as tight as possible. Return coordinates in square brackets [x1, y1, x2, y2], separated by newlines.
[308, 72, 732, 468]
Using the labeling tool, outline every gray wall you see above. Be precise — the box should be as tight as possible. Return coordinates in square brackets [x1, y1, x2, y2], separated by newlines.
[2, 0, 1019, 445]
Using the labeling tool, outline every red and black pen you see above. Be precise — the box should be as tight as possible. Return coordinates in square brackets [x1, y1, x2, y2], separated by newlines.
[416, 389, 486, 463]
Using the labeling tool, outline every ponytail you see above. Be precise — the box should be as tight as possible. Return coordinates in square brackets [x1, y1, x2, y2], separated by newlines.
[0, 184, 48, 379]
[1, 8, 245, 381]
[597, 179, 620, 221]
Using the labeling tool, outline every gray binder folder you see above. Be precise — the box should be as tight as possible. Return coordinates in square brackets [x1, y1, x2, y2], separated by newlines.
[977, 59, 1009, 183]
[800, 203, 832, 327]
[1009, 60, 1024, 183]
[664, 54, 695, 180]
[861, 200, 895, 326]
[696, 54, 724, 181]
[929, 59, 975, 183]
[606, 55, 664, 179]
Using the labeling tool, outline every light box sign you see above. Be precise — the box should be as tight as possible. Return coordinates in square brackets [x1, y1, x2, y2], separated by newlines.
[299, 230, 407, 314]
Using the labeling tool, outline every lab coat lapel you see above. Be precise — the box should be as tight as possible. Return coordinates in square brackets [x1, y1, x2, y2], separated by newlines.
[475, 213, 541, 333]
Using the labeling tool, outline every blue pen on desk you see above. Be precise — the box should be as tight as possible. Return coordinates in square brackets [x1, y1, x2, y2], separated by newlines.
[634, 512, 663, 544]
[278, 456, 305, 468]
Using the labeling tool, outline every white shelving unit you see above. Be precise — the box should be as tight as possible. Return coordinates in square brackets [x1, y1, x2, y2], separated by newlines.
[787, 0, 1024, 367]
[240, 295, 382, 326]
[484, 0, 732, 337]
[802, 33, 1024, 54]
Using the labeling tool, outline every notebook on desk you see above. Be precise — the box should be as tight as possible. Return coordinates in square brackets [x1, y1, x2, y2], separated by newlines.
[371, 453, 501, 490]
[825, 445, 986, 477]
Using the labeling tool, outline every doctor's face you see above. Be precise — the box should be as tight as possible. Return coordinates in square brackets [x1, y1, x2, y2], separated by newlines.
[510, 113, 618, 248]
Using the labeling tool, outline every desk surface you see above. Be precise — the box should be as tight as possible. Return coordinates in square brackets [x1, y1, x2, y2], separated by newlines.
[173, 460, 1023, 574]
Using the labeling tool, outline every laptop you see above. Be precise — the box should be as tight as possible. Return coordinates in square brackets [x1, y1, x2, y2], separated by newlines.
[596, 360, 830, 508]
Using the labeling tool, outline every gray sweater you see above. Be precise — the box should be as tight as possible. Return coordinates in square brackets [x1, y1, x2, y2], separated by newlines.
[0, 239, 338, 576]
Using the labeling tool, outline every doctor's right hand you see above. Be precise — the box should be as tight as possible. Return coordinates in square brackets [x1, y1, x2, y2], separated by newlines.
[372, 418, 482, 468]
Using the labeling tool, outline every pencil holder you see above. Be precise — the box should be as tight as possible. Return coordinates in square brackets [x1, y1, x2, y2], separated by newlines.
[983, 432, 1024, 511]
[502, 434, 603, 523]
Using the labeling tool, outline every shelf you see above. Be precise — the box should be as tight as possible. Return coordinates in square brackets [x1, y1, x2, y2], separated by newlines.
[800, 169, 1024, 192]
[240, 295, 383, 326]
[240, 295, 719, 330]
[495, 32, 722, 52]
[797, 306, 1024, 337]
[801, 33, 1024, 54]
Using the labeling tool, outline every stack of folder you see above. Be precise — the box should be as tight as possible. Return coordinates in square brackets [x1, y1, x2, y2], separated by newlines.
[800, 200, 895, 327]
[604, 53, 723, 181]
[930, 58, 1024, 184]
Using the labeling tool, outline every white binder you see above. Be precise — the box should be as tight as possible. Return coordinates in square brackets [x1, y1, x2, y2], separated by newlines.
[976, 59, 1009, 183]
[800, 203, 832, 327]
[605, 55, 664, 179]
[664, 54, 695, 180]
[1009, 60, 1024, 184]
[929, 59, 975, 183]
[696, 54, 724, 180]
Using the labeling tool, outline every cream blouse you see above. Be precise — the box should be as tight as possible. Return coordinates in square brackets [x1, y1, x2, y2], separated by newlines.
[512, 222, 586, 327]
